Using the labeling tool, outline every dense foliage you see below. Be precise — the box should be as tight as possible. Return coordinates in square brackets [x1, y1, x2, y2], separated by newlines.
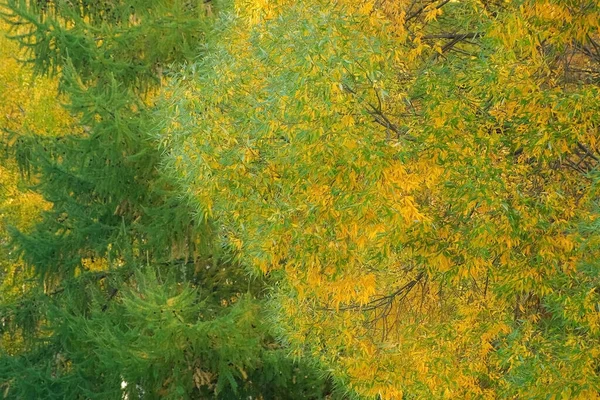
[0, 17, 72, 357]
[161, 0, 600, 398]
[0, 1, 331, 398]
[1, 0, 600, 399]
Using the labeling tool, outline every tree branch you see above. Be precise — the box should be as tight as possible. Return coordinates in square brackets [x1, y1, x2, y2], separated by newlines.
[405, 0, 452, 23]
[422, 32, 484, 40]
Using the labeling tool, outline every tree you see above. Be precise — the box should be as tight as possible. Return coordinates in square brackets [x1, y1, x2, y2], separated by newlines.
[0, 1, 332, 398]
[162, 0, 600, 398]
[0, 17, 73, 356]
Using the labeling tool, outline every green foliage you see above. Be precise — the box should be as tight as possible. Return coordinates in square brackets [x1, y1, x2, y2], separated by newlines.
[1, 270, 331, 399]
[2, 0, 217, 280]
[6, 0, 599, 398]
[161, 0, 600, 398]
[3, 0, 215, 86]
[0, 1, 333, 398]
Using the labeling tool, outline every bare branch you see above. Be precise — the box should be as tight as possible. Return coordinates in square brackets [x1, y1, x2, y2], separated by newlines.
[405, 0, 451, 23]
[367, 104, 416, 141]
[422, 32, 484, 40]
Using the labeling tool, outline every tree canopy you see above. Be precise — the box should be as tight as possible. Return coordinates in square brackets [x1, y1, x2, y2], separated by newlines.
[160, 0, 600, 398]
[0, 1, 331, 398]
[1, 0, 600, 399]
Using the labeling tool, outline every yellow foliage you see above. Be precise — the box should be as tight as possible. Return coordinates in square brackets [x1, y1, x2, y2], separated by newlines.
[162, 0, 600, 397]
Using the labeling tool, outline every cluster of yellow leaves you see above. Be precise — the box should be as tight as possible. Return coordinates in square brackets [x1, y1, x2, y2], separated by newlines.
[162, 0, 600, 397]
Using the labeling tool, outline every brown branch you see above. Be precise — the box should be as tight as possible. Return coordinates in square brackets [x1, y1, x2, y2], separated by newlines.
[100, 271, 134, 312]
[483, 272, 490, 298]
[586, 34, 600, 60]
[340, 83, 416, 142]
[321, 271, 425, 312]
[367, 104, 416, 142]
[405, 0, 451, 22]
[577, 142, 600, 163]
[422, 32, 484, 40]
[564, 158, 588, 174]
[47, 272, 109, 296]
[404, 0, 421, 21]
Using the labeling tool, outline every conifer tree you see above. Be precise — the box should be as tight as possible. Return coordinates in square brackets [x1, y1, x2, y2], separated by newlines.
[0, 1, 332, 398]
[0, 17, 72, 357]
